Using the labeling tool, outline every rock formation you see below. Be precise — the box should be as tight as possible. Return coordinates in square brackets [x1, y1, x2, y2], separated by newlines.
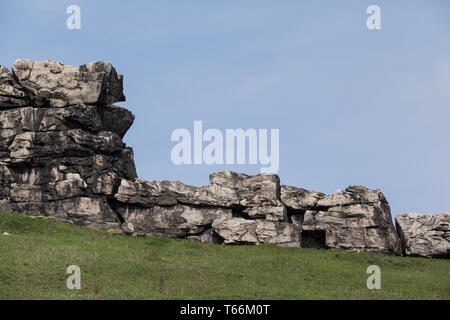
[0, 59, 447, 258]
[396, 213, 449, 258]
[0, 60, 136, 230]
[282, 185, 402, 255]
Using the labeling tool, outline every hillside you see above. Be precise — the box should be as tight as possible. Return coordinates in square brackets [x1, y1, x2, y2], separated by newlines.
[0, 212, 448, 300]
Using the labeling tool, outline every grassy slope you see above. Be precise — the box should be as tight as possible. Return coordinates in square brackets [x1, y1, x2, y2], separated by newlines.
[0, 212, 448, 300]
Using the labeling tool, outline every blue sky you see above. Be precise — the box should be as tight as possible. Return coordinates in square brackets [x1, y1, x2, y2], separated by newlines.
[1, 0, 449, 216]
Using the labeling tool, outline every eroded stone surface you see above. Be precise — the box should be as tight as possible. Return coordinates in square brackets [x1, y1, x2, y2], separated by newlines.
[114, 178, 240, 208]
[12, 60, 125, 107]
[210, 171, 287, 221]
[299, 186, 401, 255]
[117, 204, 232, 238]
[396, 213, 450, 258]
[212, 218, 300, 246]
[0, 60, 135, 230]
[280, 185, 325, 211]
[1, 58, 446, 258]
[0, 66, 29, 108]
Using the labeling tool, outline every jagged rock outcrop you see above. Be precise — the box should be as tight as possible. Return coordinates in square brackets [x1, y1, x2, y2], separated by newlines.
[114, 172, 401, 254]
[0, 59, 447, 258]
[284, 185, 402, 255]
[395, 213, 450, 258]
[0, 59, 136, 230]
[11, 60, 125, 107]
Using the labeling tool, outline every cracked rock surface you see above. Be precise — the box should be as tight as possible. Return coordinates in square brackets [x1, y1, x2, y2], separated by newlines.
[299, 186, 402, 255]
[396, 213, 449, 258]
[0, 60, 136, 230]
[0, 59, 447, 258]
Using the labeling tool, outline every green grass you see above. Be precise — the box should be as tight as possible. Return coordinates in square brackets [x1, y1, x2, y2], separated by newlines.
[0, 212, 448, 300]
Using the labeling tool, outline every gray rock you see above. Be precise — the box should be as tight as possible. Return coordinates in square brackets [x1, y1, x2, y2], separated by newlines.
[98, 105, 134, 138]
[57, 197, 118, 227]
[0, 104, 125, 137]
[243, 205, 287, 221]
[395, 213, 450, 258]
[40, 104, 103, 132]
[0, 107, 37, 147]
[12, 60, 125, 107]
[91, 172, 119, 196]
[117, 204, 232, 238]
[281, 185, 325, 210]
[0, 66, 29, 108]
[121, 221, 135, 235]
[7, 129, 125, 164]
[2, 58, 446, 258]
[300, 186, 402, 255]
[0, 60, 136, 231]
[0, 196, 120, 229]
[210, 171, 287, 221]
[115, 178, 239, 208]
[212, 218, 300, 246]
[186, 228, 223, 244]
[316, 186, 386, 207]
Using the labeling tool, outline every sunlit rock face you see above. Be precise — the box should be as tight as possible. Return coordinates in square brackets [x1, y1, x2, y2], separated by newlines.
[396, 213, 450, 258]
[290, 186, 403, 255]
[1, 59, 446, 258]
[0, 59, 136, 230]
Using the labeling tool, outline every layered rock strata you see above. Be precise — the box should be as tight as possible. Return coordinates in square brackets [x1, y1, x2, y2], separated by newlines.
[0, 59, 447, 258]
[395, 213, 449, 258]
[0, 60, 136, 229]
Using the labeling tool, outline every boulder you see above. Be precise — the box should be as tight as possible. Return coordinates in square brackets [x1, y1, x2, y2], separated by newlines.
[210, 171, 287, 221]
[395, 213, 450, 258]
[12, 60, 125, 107]
[212, 218, 300, 246]
[114, 178, 239, 208]
[297, 186, 401, 255]
[98, 105, 134, 138]
[281, 185, 325, 211]
[116, 204, 232, 238]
